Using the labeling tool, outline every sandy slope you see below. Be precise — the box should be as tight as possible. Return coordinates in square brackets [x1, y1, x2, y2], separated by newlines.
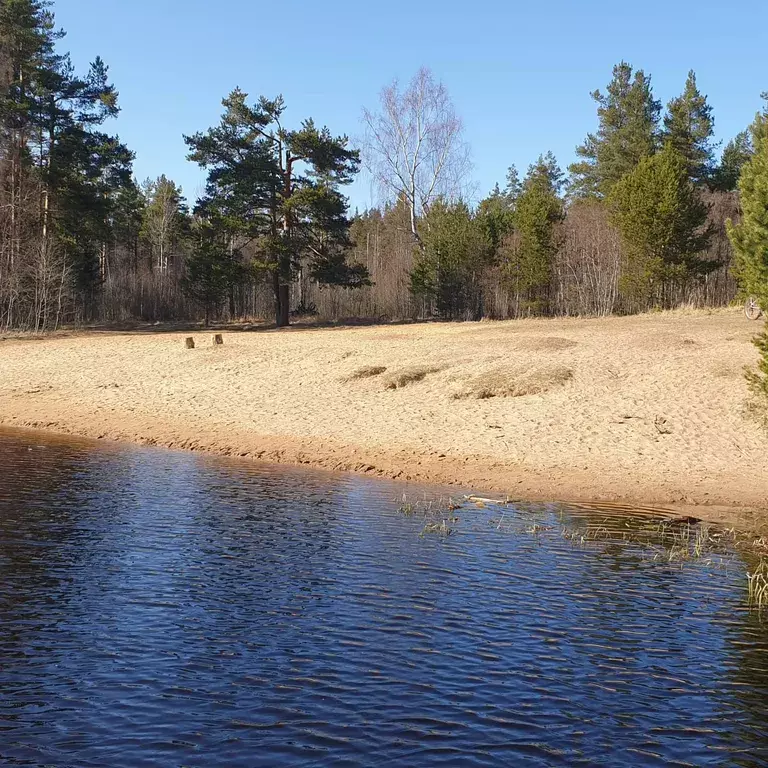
[2, 309, 768, 530]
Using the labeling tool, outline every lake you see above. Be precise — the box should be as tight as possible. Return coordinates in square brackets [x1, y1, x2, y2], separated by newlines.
[1, 428, 767, 766]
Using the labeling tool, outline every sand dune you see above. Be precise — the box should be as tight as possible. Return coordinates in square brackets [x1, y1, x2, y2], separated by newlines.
[2, 309, 767, 530]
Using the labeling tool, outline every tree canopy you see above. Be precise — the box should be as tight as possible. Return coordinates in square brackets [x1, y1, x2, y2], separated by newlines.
[727, 128, 768, 302]
[569, 62, 661, 198]
[185, 90, 368, 325]
[609, 144, 713, 305]
[663, 70, 716, 185]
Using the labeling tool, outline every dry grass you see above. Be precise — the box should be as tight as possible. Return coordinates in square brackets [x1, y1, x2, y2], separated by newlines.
[396, 493, 459, 536]
[744, 395, 768, 431]
[711, 361, 742, 379]
[515, 336, 578, 352]
[455, 365, 573, 400]
[747, 560, 768, 613]
[383, 364, 444, 390]
[344, 365, 387, 382]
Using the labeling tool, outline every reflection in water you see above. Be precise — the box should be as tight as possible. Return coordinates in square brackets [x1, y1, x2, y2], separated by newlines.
[0, 428, 767, 767]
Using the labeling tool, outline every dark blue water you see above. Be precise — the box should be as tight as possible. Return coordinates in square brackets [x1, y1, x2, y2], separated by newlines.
[1, 428, 767, 767]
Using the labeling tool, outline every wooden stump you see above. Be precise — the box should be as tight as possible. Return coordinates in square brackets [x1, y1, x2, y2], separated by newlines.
[212, 333, 223, 346]
[185, 337, 195, 349]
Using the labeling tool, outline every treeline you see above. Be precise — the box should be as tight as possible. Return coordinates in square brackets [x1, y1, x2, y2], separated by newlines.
[0, 2, 765, 332]
[346, 65, 760, 322]
[0, 0, 368, 331]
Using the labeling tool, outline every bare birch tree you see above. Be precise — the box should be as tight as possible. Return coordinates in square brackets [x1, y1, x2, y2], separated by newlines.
[362, 67, 472, 242]
[141, 176, 185, 273]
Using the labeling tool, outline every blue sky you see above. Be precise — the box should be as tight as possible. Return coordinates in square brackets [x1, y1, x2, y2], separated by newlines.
[54, 0, 767, 211]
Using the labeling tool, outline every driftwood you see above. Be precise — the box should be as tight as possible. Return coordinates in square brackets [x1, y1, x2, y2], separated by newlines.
[213, 334, 223, 346]
[185, 337, 195, 349]
[466, 495, 508, 505]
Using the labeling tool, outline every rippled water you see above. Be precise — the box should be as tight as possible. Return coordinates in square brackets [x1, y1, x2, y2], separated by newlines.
[1, 429, 767, 767]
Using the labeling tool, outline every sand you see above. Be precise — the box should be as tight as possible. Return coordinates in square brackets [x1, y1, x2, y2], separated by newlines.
[2, 309, 768, 531]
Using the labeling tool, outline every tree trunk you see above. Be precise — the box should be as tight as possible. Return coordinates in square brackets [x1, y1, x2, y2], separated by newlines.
[298, 264, 305, 310]
[277, 284, 290, 327]
[272, 271, 290, 327]
[276, 156, 293, 328]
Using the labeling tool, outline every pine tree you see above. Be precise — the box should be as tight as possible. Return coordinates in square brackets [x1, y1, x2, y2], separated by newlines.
[183, 224, 232, 327]
[726, 128, 768, 303]
[501, 152, 564, 314]
[504, 166, 522, 203]
[733, 94, 768, 403]
[112, 181, 145, 256]
[51, 127, 134, 314]
[0, 0, 62, 325]
[609, 144, 714, 306]
[711, 96, 768, 192]
[569, 62, 661, 198]
[410, 200, 491, 319]
[745, 323, 768, 401]
[712, 132, 753, 192]
[185, 90, 368, 326]
[663, 70, 716, 184]
[0, 1, 133, 322]
[751, 93, 768, 145]
[476, 183, 515, 252]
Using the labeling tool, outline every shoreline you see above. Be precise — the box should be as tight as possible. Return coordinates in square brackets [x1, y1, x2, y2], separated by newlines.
[1, 417, 766, 534]
[2, 309, 768, 533]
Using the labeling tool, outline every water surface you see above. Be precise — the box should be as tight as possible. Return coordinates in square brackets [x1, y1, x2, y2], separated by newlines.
[1, 429, 767, 766]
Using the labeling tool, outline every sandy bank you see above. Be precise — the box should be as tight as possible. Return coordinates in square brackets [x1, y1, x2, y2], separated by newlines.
[2, 309, 768, 531]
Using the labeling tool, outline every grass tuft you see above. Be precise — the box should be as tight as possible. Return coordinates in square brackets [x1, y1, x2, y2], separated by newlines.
[748, 560, 768, 614]
[383, 365, 443, 390]
[455, 365, 573, 400]
[744, 393, 768, 431]
[345, 365, 387, 381]
[515, 336, 578, 352]
[397, 493, 459, 536]
[420, 519, 454, 536]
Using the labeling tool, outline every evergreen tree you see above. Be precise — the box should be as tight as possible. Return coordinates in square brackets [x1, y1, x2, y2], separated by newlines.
[711, 96, 768, 192]
[185, 90, 368, 326]
[53, 129, 133, 311]
[712, 131, 753, 192]
[0, 0, 63, 323]
[410, 200, 491, 319]
[111, 180, 145, 266]
[745, 325, 768, 401]
[726, 128, 768, 303]
[751, 93, 768, 145]
[0, 1, 61, 168]
[663, 70, 716, 184]
[609, 144, 714, 305]
[0, 1, 133, 319]
[501, 152, 564, 314]
[476, 183, 515, 252]
[733, 95, 768, 403]
[569, 62, 661, 198]
[504, 165, 522, 202]
[183, 223, 232, 327]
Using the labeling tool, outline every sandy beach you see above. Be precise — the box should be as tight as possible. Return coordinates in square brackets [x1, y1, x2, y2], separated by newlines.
[2, 309, 767, 530]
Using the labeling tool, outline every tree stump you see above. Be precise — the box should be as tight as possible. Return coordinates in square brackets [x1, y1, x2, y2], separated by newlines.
[185, 337, 195, 349]
[212, 334, 223, 346]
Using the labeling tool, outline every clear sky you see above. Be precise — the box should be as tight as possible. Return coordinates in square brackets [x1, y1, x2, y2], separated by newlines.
[54, 0, 768, 211]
